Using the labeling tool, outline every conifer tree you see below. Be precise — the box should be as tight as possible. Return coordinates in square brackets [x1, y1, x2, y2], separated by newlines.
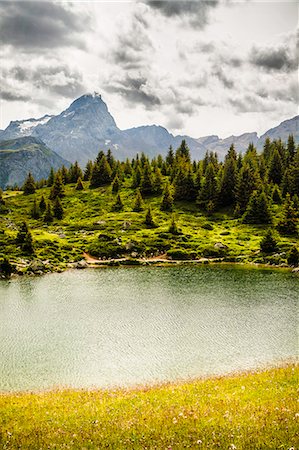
[168, 214, 179, 234]
[268, 148, 283, 185]
[145, 207, 156, 227]
[50, 173, 65, 200]
[277, 194, 298, 235]
[75, 177, 84, 191]
[166, 146, 175, 167]
[260, 229, 278, 253]
[140, 162, 154, 195]
[242, 191, 272, 224]
[124, 158, 132, 177]
[271, 184, 282, 204]
[83, 160, 93, 181]
[16, 221, 34, 253]
[287, 246, 299, 266]
[111, 175, 120, 193]
[68, 161, 83, 183]
[47, 167, 55, 187]
[197, 163, 218, 210]
[53, 196, 64, 220]
[112, 193, 124, 211]
[153, 167, 163, 195]
[235, 163, 259, 213]
[287, 135, 296, 162]
[106, 149, 115, 169]
[96, 150, 105, 165]
[174, 166, 196, 201]
[133, 189, 144, 212]
[0, 257, 13, 278]
[16, 221, 30, 244]
[60, 165, 69, 184]
[160, 182, 174, 211]
[39, 195, 47, 212]
[90, 156, 112, 188]
[31, 199, 40, 219]
[219, 153, 237, 207]
[44, 202, 54, 223]
[132, 165, 142, 188]
[175, 140, 191, 163]
[23, 172, 36, 195]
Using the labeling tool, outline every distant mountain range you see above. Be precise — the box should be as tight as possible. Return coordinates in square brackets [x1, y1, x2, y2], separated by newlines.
[0, 136, 69, 189]
[0, 92, 298, 170]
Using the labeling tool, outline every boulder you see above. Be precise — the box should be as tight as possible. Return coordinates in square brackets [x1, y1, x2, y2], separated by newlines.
[28, 260, 45, 273]
[214, 242, 228, 250]
[74, 259, 89, 269]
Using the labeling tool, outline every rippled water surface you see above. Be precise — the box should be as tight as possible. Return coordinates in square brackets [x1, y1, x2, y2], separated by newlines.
[0, 265, 298, 391]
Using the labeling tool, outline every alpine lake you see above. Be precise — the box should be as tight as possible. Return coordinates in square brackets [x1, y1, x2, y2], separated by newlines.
[0, 265, 298, 392]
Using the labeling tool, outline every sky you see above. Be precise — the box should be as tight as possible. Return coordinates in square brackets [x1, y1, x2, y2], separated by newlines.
[0, 0, 298, 138]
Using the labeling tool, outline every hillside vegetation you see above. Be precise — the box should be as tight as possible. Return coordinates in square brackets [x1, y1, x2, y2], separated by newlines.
[0, 364, 297, 449]
[0, 136, 298, 275]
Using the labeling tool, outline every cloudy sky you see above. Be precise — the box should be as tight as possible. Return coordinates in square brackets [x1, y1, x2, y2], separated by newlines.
[0, 0, 298, 138]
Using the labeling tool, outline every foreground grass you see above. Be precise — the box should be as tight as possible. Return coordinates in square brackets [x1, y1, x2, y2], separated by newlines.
[0, 365, 298, 449]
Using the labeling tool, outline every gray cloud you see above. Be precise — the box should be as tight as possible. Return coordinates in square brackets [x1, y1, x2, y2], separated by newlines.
[213, 67, 234, 89]
[250, 45, 297, 72]
[229, 94, 274, 113]
[0, 91, 31, 102]
[146, 0, 219, 27]
[0, 1, 89, 51]
[105, 75, 161, 109]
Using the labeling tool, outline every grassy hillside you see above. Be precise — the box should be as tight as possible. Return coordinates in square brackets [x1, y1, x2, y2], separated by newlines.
[0, 364, 297, 449]
[0, 176, 298, 274]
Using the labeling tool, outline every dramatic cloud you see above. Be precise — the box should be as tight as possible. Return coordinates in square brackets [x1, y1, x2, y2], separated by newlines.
[146, 0, 219, 27]
[0, 91, 31, 102]
[0, 1, 89, 51]
[250, 44, 297, 72]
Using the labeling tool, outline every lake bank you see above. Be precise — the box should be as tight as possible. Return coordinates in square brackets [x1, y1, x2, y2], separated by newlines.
[0, 364, 297, 449]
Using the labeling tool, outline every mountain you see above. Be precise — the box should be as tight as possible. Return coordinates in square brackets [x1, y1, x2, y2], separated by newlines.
[0, 136, 69, 189]
[0, 93, 298, 166]
[0, 115, 53, 141]
[33, 93, 119, 165]
[258, 116, 299, 146]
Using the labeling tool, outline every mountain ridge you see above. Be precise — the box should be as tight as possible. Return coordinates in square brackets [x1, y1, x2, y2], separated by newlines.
[1, 92, 298, 165]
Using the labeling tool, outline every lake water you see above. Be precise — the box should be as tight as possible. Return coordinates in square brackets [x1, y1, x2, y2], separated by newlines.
[0, 265, 298, 392]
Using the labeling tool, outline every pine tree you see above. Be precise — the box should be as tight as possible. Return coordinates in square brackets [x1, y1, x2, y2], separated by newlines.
[166, 146, 175, 167]
[31, 199, 40, 219]
[124, 158, 132, 177]
[39, 195, 47, 212]
[160, 182, 174, 211]
[242, 191, 272, 224]
[44, 202, 54, 223]
[106, 149, 115, 169]
[111, 175, 120, 193]
[268, 148, 283, 185]
[68, 161, 83, 183]
[16, 221, 34, 253]
[75, 177, 84, 191]
[235, 163, 259, 213]
[260, 229, 278, 253]
[174, 166, 196, 201]
[271, 184, 282, 204]
[47, 167, 55, 187]
[83, 160, 93, 181]
[0, 257, 13, 278]
[132, 165, 142, 188]
[140, 163, 154, 196]
[287, 135, 296, 163]
[219, 152, 237, 207]
[53, 196, 64, 220]
[112, 193, 124, 211]
[145, 207, 156, 227]
[175, 140, 191, 163]
[133, 189, 144, 212]
[49, 173, 65, 199]
[153, 167, 163, 195]
[197, 163, 218, 210]
[23, 172, 36, 195]
[277, 194, 298, 235]
[89, 156, 112, 188]
[60, 165, 69, 184]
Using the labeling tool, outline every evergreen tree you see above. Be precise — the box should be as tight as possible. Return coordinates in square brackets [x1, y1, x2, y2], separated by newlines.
[124, 158, 132, 177]
[75, 177, 84, 191]
[242, 190, 272, 224]
[23, 172, 36, 195]
[53, 196, 64, 220]
[166, 146, 175, 167]
[145, 207, 156, 227]
[260, 229, 278, 253]
[131, 165, 142, 188]
[287, 134, 296, 162]
[235, 163, 259, 213]
[153, 167, 163, 194]
[160, 182, 174, 211]
[50, 173, 65, 199]
[277, 194, 298, 235]
[219, 151, 237, 207]
[96, 150, 105, 165]
[90, 156, 112, 188]
[111, 175, 120, 193]
[47, 167, 55, 187]
[68, 161, 83, 183]
[60, 165, 69, 184]
[174, 166, 196, 201]
[288, 153, 299, 196]
[31, 199, 40, 219]
[39, 195, 47, 212]
[271, 184, 282, 204]
[268, 148, 283, 185]
[140, 162, 154, 195]
[106, 149, 115, 169]
[16, 221, 34, 253]
[175, 140, 191, 163]
[133, 189, 144, 212]
[197, 163, 218, 210]
[44, 202, 54, 223]
[83, 160, 93, 181]
[112, 193, 124, 211]
[287, 246, 299, 266]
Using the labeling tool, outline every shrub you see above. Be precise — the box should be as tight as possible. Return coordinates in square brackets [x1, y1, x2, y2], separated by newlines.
[260, 229, 278, 253]
[287, 246, 299, 266]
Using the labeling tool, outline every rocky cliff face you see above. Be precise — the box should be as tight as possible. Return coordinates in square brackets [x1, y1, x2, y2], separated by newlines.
[0, 136, 69, 189]
[0, 115, 53, 141]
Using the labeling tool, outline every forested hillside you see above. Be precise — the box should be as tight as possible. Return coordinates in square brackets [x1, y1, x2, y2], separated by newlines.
[0, 136, 298, 276]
